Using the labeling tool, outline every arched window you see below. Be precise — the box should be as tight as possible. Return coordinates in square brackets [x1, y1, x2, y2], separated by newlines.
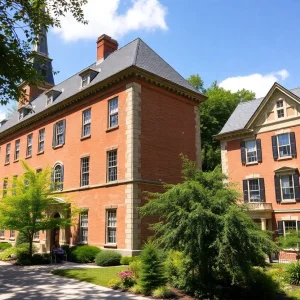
[53, 163, 64, 190]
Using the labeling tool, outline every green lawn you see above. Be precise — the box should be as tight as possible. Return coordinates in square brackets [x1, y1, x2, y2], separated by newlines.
[51, 266, 128, 287]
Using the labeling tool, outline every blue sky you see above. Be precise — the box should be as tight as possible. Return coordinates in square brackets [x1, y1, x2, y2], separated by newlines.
[3, 0, 300, 116]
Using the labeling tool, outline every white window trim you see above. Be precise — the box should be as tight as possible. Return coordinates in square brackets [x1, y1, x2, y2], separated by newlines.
[106, 209, 117, 244]
[283, 220, 298, 236]
[80, 157, 90, 187]
[247, 179, 261, 203]
[107, 150, 118, 182]
[280, 174, 295, 202]
[245, 140, 258, 164]
[276, 99, 285, 119]
[26, 134, 33, 156]
[81, 74, 90, 88]
[82, 109, 91, 137]
[38, 129, 45, 152]
[53, 163, 63, 191]
[79, 212, 88, 244]
[46, 95, 53, 106]
[55, 121, 64, 146]
[108, 98, 119, 128]
[14, 140, 20, 160]
[5, 144, 10, 164]
[277, 133, 292, 159]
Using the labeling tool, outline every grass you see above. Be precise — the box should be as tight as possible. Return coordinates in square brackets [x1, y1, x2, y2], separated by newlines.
[51, 266, 128, 288]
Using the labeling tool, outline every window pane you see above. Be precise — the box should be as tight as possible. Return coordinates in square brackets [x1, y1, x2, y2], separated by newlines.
[81, 157, 90, 186]
[281, 175, 294, 200]
[107, 210, 116, 244]
[82, 109, 91, 137]
[107, 151, 117, 182]
[278, 134, 291, 157]
[277, 100, 283, 108]
[277, 109, 284, 118]
[248, 179, 261, 202]
[109, 98, 118, 127]
[246, 140, 257, 163]
[285, 221, 296, 234]
[278, 134, 289, 146]
[80, 212, 88, 243]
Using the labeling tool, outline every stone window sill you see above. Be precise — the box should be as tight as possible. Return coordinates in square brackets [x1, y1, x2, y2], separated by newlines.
[106, 125, 119, 133]
[9, 238, 15, 241]
[25, 155, 32, 160]
[104, 243, 117, 249]
[81, 135, 91, 141]
[0, 237, 5, 240]
[277, 156, 293, 161]
[37, 151, 44, 156]
[33, 240, 40, 243]
[4, 162, 10, 166]
[13, 159, 19, 163]
[281, 200, 296, 204]
[246, 161, 258, 166]
[53, 144, 64, 150]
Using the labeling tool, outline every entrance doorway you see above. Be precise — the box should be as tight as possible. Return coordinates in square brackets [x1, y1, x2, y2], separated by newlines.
[51, 213, 60, 249]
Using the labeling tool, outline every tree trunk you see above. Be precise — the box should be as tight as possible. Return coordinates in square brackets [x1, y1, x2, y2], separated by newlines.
[29, 236, 33, 258]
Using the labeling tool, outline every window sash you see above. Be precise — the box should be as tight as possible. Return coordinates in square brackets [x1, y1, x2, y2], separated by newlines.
[27, 134, 33, 156]
[10, 230, 15, 238]
[284, 221, 297, 235]
[82, 109, 91, 137]
[81, 74, 89, 87]
[33, 231, 40, 240]
[56, 121, 64, 145]
[278, 134, 291, 157]
[248, 179, 261, 202]
[0, 229, 4, 237]
[80, 212, 88, 243]
[106, 210, 116, 244]
[107, 150, 117, 182]
[38, 129, 45, 152]
[109, 98, 118, 128]
[5, 144, 10, 163]
[15, 140, 20, 160]
[53, 165, 63, 190]
[81, 157, 90, 186]
[245, 140, 257, 163]
[281, 175, 294, 200]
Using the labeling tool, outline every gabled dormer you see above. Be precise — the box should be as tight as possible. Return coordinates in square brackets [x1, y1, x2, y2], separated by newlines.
[18, 104, 34, 121]
[46, 89, 62, 106]
[79, 69, 99, 88]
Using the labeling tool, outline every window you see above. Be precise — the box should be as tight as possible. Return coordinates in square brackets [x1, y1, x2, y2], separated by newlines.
[53, 164, 63, 190]
[47, 95, 53, 106]
[277, 100, 284, 118]
[19, 110, 24, 121]
[243, 178, 265, 203]
[14, 140, 20, 161]
[278, 134, 291, 158]
[80, 212, 88, 243]
[53, 120, 66, 147]
[281, 175, 295, 200]
[36, 168, 42, 173]
[284, 221, 297, 234]
[12, 175, 17, 196]
[3, 178, 8, 197]
[10, 230, 15, 239]
[26, 134, 33, 157]
[5, 143, 10, 164]
[108, 98, 118, 128]
[107, 150, 117, 182]
[248, 179, 260, 202]
[80, 157, 90, 186]
[38, 129, 45, 152]
[106, 209, 116, 244]
[82, 109, 91, 137]
[81, 74, 89, 87]
[0, 229, 4, 237]
[245, 140, 257, 163]
[33, 231, 40, 240]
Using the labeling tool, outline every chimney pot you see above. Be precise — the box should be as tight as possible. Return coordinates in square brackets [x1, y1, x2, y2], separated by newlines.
[96, 34, 118, 61]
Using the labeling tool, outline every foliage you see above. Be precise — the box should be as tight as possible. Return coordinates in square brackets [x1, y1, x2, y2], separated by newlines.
[287, 262, 300, 285]
[70, 245, 101, 263]
[139, 241, 167, 295]
[0, 246, 17, 260]
[16, 243, 38, 265]
[118, 270, 137, 288]
[108, 278, 122, 290]
[52, 266, 127, 288]
[140, 157, 277, 297]
[0, 242, 12, 251]
[0, 161, 75, 257]
[95, 250, 121, 266]
[165, 250, 189, 290]
[61, 244, 72, 258]
[0, 0, 87, 104]
[129, 258, 142, 277]
[152, 286, 173, 299]
[187, 75, 255, 171]
[16, 231, 30, 246]
[5, 103, 18, 119]
[277, 230, 300, 251]
[31, 253, 51, 265]
[120, 256, 136, 265]
[129, 284, 143, 294]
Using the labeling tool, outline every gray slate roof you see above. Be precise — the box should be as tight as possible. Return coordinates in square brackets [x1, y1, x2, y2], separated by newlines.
[1, 38, 200, 134]
[219, 87, 300, 135]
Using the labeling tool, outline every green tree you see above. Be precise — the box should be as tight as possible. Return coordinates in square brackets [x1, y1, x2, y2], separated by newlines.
[139, 241, 167, 294]
[5, 102, 18, 119]
[0, 161, 74, 257]
[187, 74, 205, 93]
[278, 230, 300, 260]
[187, 76, 255, 171]
[0, 0, 87, 104]
[140, 156, 277, 297]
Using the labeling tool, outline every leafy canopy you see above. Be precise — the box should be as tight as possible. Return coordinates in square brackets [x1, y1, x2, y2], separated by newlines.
[140, 156, 277, 296]
[187, 75, 255, 171]
[0, 161, 76, 256]
[0, 0, 87, 104]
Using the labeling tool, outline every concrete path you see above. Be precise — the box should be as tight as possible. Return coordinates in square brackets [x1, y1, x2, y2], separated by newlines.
[0, 261, 148, 300]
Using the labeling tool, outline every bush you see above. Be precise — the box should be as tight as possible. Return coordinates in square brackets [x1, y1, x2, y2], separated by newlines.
[61, 245, 72, 258]
[139, 242, 167, 295]
[108, 278, 122, 290]
[129, 259, 142, 277]
[152, 286, 173, 299]
[287, 262, 300, 285]
[15, 232, 30, 246]
[118, 270, 136, 288]
[95, 250, 121, 266]
[165, 250, 189, 290]
[120, 256, 136, 265]
[31, 253, 51, 265]
[16, 243, 38, 265]
[0, 242, 12, 251]
[129, 284, 143, 294]
[70, 245, 101, 263]
[0, 247, 17, 260]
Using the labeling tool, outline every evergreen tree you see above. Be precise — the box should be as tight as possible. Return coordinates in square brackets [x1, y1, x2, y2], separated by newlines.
[139, 241, 167, 294]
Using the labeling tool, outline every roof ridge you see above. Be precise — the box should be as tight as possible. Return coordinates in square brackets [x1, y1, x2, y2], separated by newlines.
[132, 38, 141, 66]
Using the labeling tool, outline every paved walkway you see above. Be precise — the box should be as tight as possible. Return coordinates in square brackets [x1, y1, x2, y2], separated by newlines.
[0, 261, 148, 299]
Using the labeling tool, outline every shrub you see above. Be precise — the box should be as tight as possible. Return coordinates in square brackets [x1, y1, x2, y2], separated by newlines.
[95, 250, 121, 266]
[287, 262, 300, 285]
[70, 245, 101, 263]
[152, 286, 173, 299]
[108, 278, 122, 290]
[15, 232, 30, 246]
[139, 242, 167, 295]
[31, 253, 51, 265]
[118, 270, 136, 288]
[0, 247, 17, 260]
[16, 243, 38, 265]
[0, 242, 12, 251]
[61, 245, 72, 258]
[120, 256, 135, 265]
[129, 259, 142, 277]
[165, 250, 189, 290]
[129, 284, 143, 294]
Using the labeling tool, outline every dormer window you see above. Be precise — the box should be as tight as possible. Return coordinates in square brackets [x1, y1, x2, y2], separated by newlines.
[46, 89, 61, 106]
[79, 69, 99, 88]
[277, 100, 284, 118]
[19, 111, 24, 121]
[18, 104, 33, 121]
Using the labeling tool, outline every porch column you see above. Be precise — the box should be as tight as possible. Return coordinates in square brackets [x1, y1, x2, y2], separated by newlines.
[261, 218, 266, 230]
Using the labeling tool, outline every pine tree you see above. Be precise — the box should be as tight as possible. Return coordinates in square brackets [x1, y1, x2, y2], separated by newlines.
[139, 241, 167, 294]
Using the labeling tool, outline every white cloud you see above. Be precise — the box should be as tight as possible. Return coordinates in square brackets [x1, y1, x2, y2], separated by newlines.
[53, 0, 168, 41]
[0, 110, 6, 121]
[219, 69, 290, 98]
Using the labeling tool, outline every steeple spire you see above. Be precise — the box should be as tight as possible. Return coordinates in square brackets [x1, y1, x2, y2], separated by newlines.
[34, 26, 49, 57]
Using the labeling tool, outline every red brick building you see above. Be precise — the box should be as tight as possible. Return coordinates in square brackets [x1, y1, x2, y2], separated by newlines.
[216, 83, 300, 258]
[0, 33, 205, 255]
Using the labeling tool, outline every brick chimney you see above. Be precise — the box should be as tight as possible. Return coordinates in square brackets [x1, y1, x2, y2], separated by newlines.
[96, 34, 118, 61]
